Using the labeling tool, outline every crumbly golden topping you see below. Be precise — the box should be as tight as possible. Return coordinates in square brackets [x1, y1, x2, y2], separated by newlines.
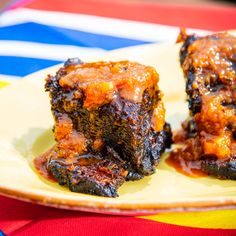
[59, 61, 159, 108]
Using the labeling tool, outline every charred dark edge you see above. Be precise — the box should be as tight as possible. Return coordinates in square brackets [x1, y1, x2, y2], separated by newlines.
[179, 35, 199, 66]
[47, 159, 121, 198]
[46, 146, 127, 197]
[64, 58, 83, 67]
[202, 158, 236, 180]
[125, 123, 172, 181]
[179, 35, 203, 115]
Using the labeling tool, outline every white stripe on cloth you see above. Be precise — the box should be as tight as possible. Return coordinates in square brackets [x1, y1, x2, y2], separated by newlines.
[0, 74, 21, 82]
[0, 8, 210, 43]
[0, 41, 106, 60]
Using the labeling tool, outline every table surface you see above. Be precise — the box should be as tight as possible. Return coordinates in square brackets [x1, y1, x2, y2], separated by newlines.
[0, 0, 236, 235]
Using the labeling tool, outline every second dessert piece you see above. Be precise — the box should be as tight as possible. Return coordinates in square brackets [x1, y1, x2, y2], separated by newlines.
[172, 31, 236, 179]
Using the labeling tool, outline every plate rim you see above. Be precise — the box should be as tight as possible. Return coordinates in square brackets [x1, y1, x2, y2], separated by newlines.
[1, 39, 236, 214]
[1, 185, 236, 215]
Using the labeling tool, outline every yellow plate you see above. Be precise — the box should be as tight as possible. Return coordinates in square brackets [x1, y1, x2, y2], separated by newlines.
[0, 40, 236, 215]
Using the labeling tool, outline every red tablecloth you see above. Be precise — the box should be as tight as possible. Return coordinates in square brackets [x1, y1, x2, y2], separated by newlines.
[1, 195, 236, 236]
[1, 1, 236, 235]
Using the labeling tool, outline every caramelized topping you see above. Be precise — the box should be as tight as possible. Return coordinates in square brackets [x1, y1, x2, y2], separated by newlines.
[59, 61, 159, 108]
[151, 100, 166, 132]
[93, 139, 104, 151]
[194, 93, 235, 160]
[176, 28, 188, 43]
[183, 33, 236, 86]
[54, 114, 87, 158]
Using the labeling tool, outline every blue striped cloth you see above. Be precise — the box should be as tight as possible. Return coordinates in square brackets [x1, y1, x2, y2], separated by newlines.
[0, 230, 5, 236]
[0, 22, 149, 77]
[0, 7, 208, 82]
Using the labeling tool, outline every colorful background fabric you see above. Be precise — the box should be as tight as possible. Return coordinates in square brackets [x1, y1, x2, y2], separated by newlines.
[0, 0, 236, 235]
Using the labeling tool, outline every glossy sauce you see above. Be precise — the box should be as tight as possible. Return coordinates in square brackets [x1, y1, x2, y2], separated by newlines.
[166, 151, 207, 178]
[33, 147, 56, 182]
[172, 129, 187, 144]
[59, 61, 160, 108]
[151, 100, 166, 132]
